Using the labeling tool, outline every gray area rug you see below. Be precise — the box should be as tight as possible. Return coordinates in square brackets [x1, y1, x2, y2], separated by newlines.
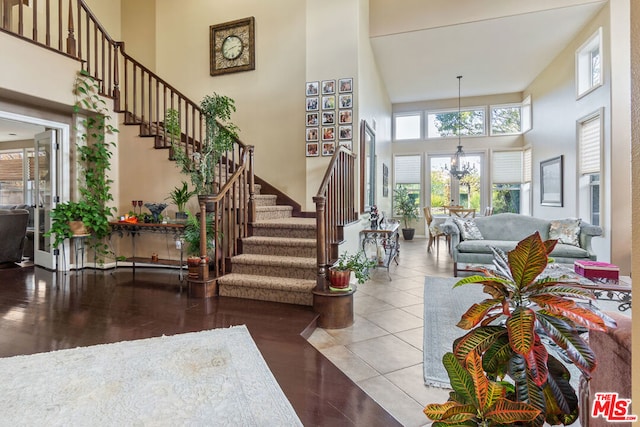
[423, 276, 486, 388]
[0, 325, 302, 426]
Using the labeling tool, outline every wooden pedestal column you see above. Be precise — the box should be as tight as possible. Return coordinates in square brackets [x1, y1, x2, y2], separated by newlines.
[312, 285, 356, 329]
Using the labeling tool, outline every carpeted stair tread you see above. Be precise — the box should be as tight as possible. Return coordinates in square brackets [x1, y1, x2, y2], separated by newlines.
[231, 253, 316, 268]
[254, 194, 277, 206]
[242, 236, 316, 246]
[252, 217, 316, 228]
[218, 273, 315, 292]
[256, 205, 292, 212]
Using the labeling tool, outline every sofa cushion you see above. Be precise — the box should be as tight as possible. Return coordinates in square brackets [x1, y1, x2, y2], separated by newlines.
[549, 218, 581, 247]
[452, 218, 484, 240]
[457, 239, 519, 254]
[549, 243, 588, 259]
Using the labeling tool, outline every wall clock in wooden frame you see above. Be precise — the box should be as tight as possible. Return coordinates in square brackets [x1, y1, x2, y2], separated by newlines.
[210, 17, 255, 76]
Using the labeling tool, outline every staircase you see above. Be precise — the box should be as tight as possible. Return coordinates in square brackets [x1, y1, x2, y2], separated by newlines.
[217, 193, 317, 306]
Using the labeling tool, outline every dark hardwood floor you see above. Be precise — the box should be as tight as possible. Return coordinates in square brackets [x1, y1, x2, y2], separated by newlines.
[0, 265, 401, 426]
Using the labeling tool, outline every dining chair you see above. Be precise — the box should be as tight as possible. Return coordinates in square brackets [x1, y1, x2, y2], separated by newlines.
[424, 207, 447, 253]
[449, 207, 476, 218]
[483, 206, 494, 216]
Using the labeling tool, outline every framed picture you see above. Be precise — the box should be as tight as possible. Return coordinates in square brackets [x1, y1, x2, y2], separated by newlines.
[321, 79, 335, 95]
[322, 141, 336, 156]
[306, 112, 319, 126]
[540, 155, 563, 207]
[339, 94, 352, 109]
[305, 81, 319, 96]
[322, 95, 335, 110]
[338, 78, 353, 93]
[306, 97, 318, 111]
[382, 163, 389, 197]
[321, 111, 335, 125]
[306, 127, 319, 142]
[306, 142, 319, 157]
[339, 140, 352, 150]
[209, 17, 255, 76]
[339, 125, 352, 140]
[322, 126, 335, 141]
[338, 109, 352, 124]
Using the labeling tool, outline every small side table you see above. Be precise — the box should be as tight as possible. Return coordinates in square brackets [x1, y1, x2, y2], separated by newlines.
[71, 234, 91, 270]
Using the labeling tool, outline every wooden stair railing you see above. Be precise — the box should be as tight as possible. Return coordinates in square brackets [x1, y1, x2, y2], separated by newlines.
[313, 146, 358, 291]
[0, 0, 254, 276]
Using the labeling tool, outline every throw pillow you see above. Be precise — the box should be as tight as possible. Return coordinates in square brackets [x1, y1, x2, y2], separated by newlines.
[549, 218, 581, 247]
[453, 218, 484, 240]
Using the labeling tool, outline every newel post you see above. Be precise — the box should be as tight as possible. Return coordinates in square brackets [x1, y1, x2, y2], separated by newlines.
[247, 145, 256, 225]
[313, 195, 328, 292]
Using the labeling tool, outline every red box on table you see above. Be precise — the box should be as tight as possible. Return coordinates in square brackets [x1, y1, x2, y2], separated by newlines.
[574, 260, 619, 282]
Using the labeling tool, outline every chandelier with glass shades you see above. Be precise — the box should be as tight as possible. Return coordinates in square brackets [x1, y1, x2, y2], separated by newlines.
[448, 75, 476, 180]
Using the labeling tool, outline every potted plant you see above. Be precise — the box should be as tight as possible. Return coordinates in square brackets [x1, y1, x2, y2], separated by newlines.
[393, 185, 419, 240]
[166, 181, 195, 222]
[172, 93, 239, 196]
[424, 232, 615, 426]
[328, 251, 377, 289]
[48, 201, 95, 249]
[164, 108, 181, 146]
[182, 211, 216, 279]
[46, 70, 117, 263]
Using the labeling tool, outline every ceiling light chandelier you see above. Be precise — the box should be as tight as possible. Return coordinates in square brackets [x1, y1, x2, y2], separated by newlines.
[448, 75, 475, 180]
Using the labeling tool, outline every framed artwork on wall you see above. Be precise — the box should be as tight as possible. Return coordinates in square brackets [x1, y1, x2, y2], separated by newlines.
[338, 109, 352, 124]
[339, 78, 353, 93]
[322, 80, 336, 94]
[306, 81, 319, 96]
[306, 127, 318, 142]
[306, 97, 318, 111]
[306, 112, 318, 126]
[540, 155, 563, 207]
[339, 94, 352, 109]
[322, 142, 336, 156]
[306, 142, 319, 157]
[322, 95, 335, 110]
[339, 125, 352, 140]
[322, 126, 335, 141]
[322, 111, 335, 125]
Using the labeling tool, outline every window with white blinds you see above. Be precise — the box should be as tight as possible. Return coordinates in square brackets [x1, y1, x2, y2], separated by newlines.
[492, 151, 522, 184]
[523, 148, 532, 183]
[394, 155, 421, 184]
[579, 113, 601, 175]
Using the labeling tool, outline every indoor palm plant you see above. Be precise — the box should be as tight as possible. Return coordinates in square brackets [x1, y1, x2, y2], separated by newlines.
[328, 251, 377, 289]
[424, 232, 615, 426]
[393, 185, 419, 240]
[166, 181, 195, 222]
[172, 93, 239, 195]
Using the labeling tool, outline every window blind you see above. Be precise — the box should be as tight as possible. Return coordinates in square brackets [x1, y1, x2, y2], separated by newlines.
[579, 115, 601, 175]
[493, 151, 522, 184]
[523, 149, 532, 183]
[394, 155, 421, 184]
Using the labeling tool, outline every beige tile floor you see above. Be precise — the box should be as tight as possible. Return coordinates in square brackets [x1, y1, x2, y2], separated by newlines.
[307, 236, 630, 427]
[308, 236, 452, 427]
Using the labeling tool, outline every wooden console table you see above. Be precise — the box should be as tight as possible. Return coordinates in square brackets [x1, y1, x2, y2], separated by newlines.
[109, 222, 186, 280]
[360, 221, 400, 280]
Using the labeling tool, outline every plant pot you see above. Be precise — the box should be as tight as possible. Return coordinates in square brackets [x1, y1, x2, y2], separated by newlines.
[329, 268, 351, 289]
[401, 228, 415, 241]
[175, 211, 188, 223]
[187, 256, 209, 280]
[69, 221, 89, 236]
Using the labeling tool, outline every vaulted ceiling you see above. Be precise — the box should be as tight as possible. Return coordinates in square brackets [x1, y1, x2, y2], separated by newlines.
[369, 0, 607, 103]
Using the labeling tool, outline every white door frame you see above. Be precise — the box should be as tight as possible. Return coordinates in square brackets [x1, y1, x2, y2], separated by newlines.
[0, 110, 71, 270]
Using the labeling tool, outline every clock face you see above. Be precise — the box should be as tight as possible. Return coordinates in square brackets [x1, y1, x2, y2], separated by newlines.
[210, 17, 255, 76]
[222, 35, 243, 60]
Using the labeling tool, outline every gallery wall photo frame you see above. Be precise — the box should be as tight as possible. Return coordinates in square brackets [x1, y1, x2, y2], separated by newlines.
[338, 78, 353, 93]
[540, 155, 563, 207]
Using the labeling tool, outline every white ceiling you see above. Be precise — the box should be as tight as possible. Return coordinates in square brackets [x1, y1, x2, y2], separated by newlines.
[370, 1, 607, 103]
[0, 118, 44, 143]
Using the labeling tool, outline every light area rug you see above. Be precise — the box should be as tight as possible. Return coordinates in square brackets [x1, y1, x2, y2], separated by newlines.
[0, 325, 302, 426]
[423, 276, 486, 388]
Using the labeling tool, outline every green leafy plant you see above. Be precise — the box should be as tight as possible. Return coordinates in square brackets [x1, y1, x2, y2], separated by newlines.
[393, 185, 419, 229]
[425, 351, 541, 426]
[47, 70, 117, 261]
[332, 251, 376, 285]
[182, 211, 216, 257]
[164, 108, 181, 145]
[425, 232, 615, 426]
[166, 181, 195, 214]
[173, 93, 239, 195]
